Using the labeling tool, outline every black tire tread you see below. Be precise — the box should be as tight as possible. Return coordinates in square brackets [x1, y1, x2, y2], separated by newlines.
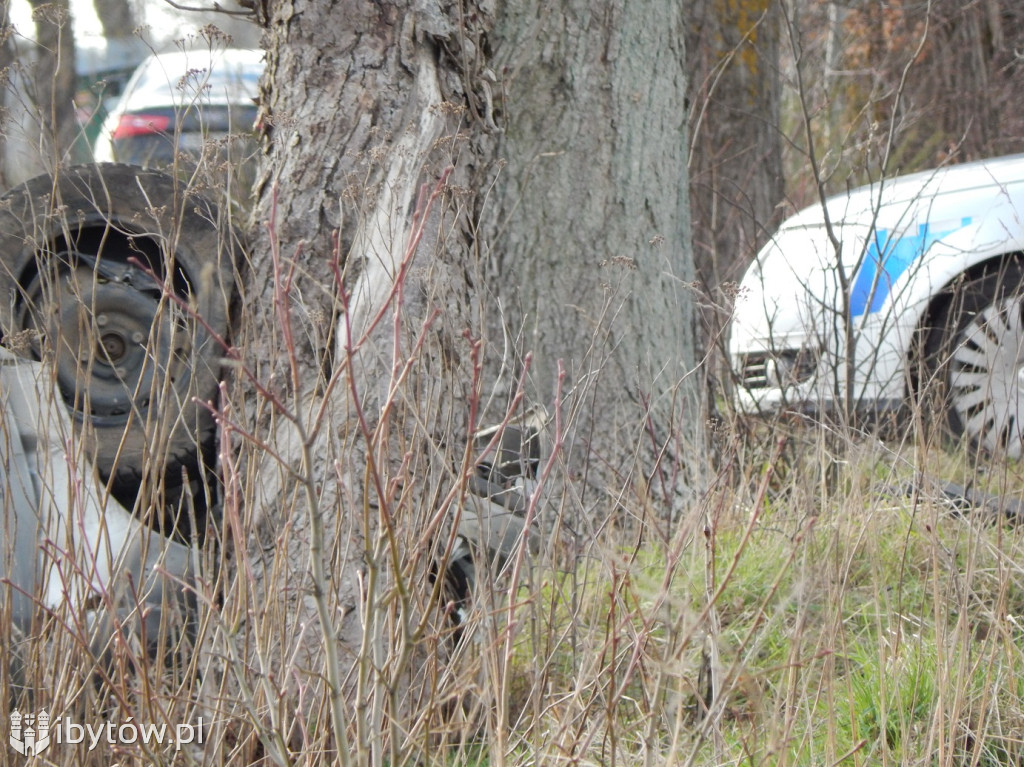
[0, 164, 236, 500]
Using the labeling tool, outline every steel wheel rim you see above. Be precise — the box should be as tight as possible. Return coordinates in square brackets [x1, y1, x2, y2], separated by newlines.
[18, 252, 186, 427]
[949, 295, 1024, 457]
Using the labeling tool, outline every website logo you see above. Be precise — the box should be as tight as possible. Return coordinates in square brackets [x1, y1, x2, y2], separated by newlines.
[7, 709, 203, 757]
[9, 710, 51, 756]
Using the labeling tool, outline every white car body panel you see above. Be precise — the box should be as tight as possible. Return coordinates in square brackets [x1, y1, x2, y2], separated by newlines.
[0, 349, 191, 635]
[730, 154, 1024, 416]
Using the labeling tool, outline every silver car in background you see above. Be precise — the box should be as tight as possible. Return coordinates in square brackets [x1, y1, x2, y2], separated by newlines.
[93, 47, 263, 170]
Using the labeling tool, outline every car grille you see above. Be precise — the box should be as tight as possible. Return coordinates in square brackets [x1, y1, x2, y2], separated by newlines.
[736, 348, 817, 390]
[738, 353, 772, 389]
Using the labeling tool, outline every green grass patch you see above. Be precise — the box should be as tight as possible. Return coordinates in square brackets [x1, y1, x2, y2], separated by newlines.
[495, 436, 1024, 766]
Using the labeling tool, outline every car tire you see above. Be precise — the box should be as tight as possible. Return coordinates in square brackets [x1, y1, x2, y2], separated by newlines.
[923, 260, 1024, 458]
[0, 164, 237, 518]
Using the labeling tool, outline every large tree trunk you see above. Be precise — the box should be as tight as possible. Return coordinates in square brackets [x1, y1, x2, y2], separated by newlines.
[477, 3, 699, 480]
[222, 0, 698, 757]
[91, 0, 135, 38]
[27, 0, 78, 164]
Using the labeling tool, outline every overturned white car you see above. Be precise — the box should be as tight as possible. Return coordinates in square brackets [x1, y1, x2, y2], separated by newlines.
[0, 164, 236, 668]
[730, 153, 1024, 456]
[0, 165, 539, 670]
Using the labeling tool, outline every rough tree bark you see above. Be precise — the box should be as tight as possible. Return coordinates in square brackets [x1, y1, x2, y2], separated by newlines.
[247, 0, 699, 495]
[223, 0, 698, 756]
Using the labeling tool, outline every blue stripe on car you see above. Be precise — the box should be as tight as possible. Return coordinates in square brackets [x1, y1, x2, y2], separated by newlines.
[850, 217, 972, 316]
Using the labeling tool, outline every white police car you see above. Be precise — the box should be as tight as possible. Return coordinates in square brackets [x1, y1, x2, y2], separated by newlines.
[730, 154, 1024, 456]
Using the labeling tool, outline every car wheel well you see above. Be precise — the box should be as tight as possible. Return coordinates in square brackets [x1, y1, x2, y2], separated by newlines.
[907, 251, 1024, 398]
